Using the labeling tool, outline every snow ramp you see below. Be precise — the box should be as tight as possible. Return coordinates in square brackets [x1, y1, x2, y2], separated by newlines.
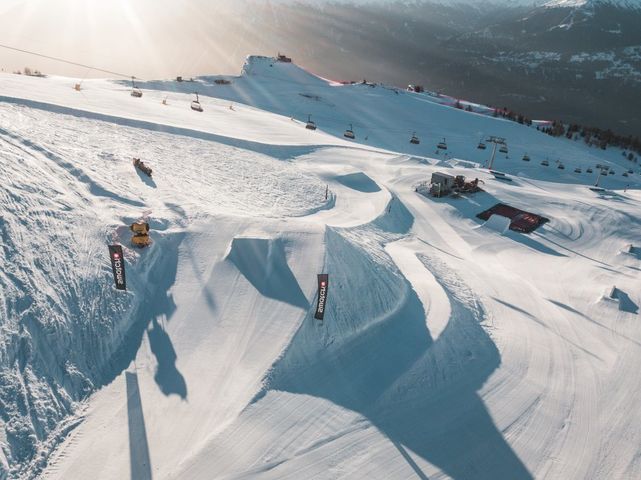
[170, 198, 530, 480]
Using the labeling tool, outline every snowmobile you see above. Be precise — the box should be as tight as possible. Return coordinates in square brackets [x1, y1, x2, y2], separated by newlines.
[130, 220, 151, 248]
[344, 124, 355, 139]
[191, 93, 203, 112]
[305, 114, 317, 130]
[410, 132, 420, 145]
[133, 158, 152, 177]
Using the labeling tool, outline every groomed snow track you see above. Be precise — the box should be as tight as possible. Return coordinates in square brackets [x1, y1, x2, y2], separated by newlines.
[0, 57, 640, 480]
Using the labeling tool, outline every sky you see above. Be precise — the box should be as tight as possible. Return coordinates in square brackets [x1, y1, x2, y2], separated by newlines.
[0, 0, 262, 79]
[0, 0, 554, 80]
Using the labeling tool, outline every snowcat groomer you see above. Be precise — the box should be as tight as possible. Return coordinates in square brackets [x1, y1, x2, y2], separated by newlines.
[130, 220, 151, 248]
[133, 158, 152, 177]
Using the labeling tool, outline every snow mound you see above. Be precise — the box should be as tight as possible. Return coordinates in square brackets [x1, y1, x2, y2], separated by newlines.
[481, 214, 511, 233]
[334, 172, 381, 193]
[226, 237, 309, 309]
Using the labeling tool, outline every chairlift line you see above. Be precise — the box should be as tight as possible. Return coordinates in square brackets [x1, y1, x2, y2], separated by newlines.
[0, 42, 140, 79]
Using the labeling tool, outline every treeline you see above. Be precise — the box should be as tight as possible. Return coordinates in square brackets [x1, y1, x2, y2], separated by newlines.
[490, 106, 534, 127]
[13, 67, 46, 77]
[539, 121, 641, 157]
[485, 103, 640, 157]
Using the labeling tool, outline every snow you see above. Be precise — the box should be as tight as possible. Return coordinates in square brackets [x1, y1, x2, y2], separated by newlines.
[1, 56, 641, 480]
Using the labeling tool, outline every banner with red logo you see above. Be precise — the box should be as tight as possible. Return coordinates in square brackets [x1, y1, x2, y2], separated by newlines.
[108, 245, 127, 291]
[314, 274, 329, 320]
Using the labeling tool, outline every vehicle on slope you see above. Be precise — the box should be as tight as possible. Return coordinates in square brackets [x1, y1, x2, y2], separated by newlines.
[133, 158, 152, 177]
[130, 220, 151, 248]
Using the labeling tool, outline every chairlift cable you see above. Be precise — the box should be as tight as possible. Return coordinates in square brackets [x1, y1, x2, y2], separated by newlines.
[0, 42, 140, 79]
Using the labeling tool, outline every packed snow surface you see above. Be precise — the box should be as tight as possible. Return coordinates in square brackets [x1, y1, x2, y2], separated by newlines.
[1, 56, 641, 480]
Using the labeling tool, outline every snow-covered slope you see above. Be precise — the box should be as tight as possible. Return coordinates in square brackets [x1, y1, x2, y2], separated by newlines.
[1, 57, 640, 480]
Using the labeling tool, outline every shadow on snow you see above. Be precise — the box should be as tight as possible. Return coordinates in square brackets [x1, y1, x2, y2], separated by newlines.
[257, 204, 532, 479]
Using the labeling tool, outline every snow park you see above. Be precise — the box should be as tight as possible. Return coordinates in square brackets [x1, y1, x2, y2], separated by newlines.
[1, 28, 641, 480]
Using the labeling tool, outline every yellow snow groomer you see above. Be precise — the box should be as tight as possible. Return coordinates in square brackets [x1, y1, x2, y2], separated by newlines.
[130, 220, 151, 248]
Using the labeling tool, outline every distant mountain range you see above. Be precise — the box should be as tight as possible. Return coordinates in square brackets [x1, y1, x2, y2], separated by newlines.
[223, 0, 641, 135]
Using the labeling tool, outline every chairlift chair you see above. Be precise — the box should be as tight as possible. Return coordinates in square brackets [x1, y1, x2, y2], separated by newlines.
[499, 144, 508, 154]
[558, 163, 565, 170]
[130, 77, 142, 98]
[586, 168, 593, 173]
[410, 132, 420, 145]
[541, 159, 549, 166]
[437, 138, 447, 150]
[305, 114, 317, 130]
[191, 93, 203, 112]
[522, 154, 530, 162]
[477, 141, 486, 150]
[574, 167, 582, 173]
[344, 124, 355, 139]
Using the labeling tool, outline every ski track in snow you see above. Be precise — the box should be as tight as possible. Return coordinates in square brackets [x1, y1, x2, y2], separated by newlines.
[0, 57, 640, 479]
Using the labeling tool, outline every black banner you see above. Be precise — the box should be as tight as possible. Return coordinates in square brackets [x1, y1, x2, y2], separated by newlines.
[314, 274, 329, 320]
[108, 245, 127, 291]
